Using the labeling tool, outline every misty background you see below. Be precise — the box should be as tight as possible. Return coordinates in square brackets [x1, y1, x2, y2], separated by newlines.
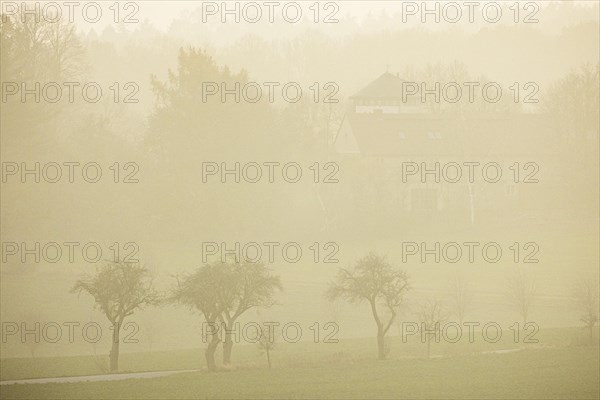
[1, 1, 598, 359]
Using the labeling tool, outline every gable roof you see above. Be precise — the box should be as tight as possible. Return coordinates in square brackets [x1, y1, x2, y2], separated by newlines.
[350, 72, 405, 100]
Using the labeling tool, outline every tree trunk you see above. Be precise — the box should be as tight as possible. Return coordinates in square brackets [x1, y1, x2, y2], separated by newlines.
[377, 331, 386, 360]
[110, 323, 120, 372]
[590, 324, 594, 345]
[427, 339, 431, 359]
[223, 333, 234, 366]
[205, 334, 219, 372]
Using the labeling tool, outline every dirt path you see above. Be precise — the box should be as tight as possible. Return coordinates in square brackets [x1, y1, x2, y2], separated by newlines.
[0, 369, 201, 385]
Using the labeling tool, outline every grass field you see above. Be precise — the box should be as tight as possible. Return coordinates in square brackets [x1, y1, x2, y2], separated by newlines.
[0, 327, 598, 399]
[1, 346, 598, 399]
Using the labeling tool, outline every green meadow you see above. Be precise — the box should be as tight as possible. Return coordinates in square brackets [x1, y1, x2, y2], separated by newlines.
[1, 327, 598, 399]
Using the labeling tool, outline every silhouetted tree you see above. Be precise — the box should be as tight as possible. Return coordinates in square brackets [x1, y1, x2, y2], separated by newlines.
[0, 12, 86, 147]
[72, 260, 160, 371]
[449, 271, 472, 325]
[572, 275, 599, 345]
[544, 63, 600, 169]
[506, 268, 536, 325]
[172, 259, 280, 371]
[218, 261, 281, 366]
[327, 252, 410, 360]
[418, 299, 447, 359]
[171, 261, 228, 371]
[257, 323, 277, 369]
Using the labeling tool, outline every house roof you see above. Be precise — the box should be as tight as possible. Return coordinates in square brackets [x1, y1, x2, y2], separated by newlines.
[350, 72, 405, 100]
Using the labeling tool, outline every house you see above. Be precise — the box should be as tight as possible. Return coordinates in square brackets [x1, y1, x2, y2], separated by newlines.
[333, 72, 561, 225]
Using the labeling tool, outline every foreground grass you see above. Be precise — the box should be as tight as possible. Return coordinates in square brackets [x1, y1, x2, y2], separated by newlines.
[1, 346, 598, 399]
[1, 326, 596, 381]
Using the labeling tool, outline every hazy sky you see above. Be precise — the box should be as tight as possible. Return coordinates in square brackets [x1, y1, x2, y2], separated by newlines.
[53, 1, 599, 36]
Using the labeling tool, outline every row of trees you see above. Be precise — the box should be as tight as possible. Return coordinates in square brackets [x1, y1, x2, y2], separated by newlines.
[72, 259, 281, 372]
[171, 261, 282, 371]
[73, 255, 599, 371]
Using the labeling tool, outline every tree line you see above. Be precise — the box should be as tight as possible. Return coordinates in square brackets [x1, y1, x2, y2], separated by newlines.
[72, 254, 599, 372]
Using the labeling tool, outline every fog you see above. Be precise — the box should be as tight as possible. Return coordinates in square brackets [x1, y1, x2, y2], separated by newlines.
[0, 1, 598, 399]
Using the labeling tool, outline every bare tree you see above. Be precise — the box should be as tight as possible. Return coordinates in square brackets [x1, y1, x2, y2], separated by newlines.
[506, 268, 536, 324]
[418, 299, 447, 359]
[572, 275, 599, 345]
[218, 261, 281, 367]
[172, 260, 281, 371]
[449, 271, 472, 325]
[72, 260, 161, 372]
[43, 18, 86, 81]
[257, 323, 277, 369]
[327, 252, 410, 360]
[172, 262, 228, 372]
[544, 64, 599, 170]
[0, 12, 87, 144]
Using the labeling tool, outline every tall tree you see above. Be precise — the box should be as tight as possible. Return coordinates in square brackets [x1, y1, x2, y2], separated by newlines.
[544, 64, 600, 169]
[0, 13, 86, 129]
